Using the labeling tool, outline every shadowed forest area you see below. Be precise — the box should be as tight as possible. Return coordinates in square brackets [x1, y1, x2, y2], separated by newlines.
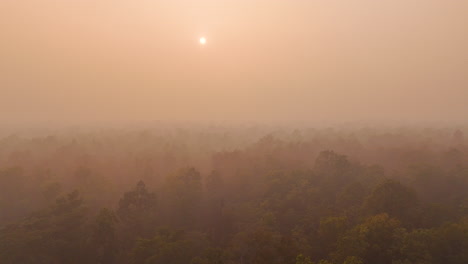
[0, 125, 467, 264]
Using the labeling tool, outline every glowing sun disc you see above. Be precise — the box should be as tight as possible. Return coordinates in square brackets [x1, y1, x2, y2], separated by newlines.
[199, 37, 207, 45]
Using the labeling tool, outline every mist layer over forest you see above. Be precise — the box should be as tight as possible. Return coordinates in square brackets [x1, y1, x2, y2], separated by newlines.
[0, 125, 467, 264]
[2, 0, 468, 263]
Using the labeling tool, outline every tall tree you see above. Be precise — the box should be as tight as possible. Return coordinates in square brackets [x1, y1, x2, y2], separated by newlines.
[92, 208, 119, 264]
[164, 167, 202, 228]
[333, 214, 405, 264]
[364, 180, 418, 225]
[117, 181, 158, 248]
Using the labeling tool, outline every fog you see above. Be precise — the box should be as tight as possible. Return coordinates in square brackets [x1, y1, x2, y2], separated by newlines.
[2, 3, 468, 263]
[1, 0, 467, 125]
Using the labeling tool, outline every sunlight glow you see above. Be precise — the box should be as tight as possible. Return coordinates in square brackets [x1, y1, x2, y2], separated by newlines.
[199, 37, 207, 45]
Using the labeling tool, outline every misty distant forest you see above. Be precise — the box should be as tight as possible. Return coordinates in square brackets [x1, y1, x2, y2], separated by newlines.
[0, 125, 467, 264]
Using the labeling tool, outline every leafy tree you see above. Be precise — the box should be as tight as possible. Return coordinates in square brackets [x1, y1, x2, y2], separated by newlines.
[431, 219, 468, 264]
[419, 203, 459, 228]
[316, 216, 348, 259]
[132, 228, 207, 264]
[314, 151, 353, 181]
[191, 247, 225, 264]
[333, 214, 405, 264]
[92, 208, 119, 264]
[343, 256, 363, 264]
[204, 171, 228, 243]
[0, 167, 28, 223]
[296, 254, 314, 264]
[397, 229, 434, 264]
[117, 180, 158, 252]
[229, 226, 286, 264]
[0, 191, 90, 264]
[164, 167, 203, 228]
[364, 180, 418, 225]
[337, 182, 368, 209]
[117, 181, 157, 228]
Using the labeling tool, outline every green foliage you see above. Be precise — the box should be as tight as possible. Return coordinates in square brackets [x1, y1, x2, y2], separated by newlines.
[431, 219, 468, 264]
[229, 226, 291, 264]
[191, 248, 225, 264]
[0, 167, 29, 223]
[164, 167, 203, 228]
[337, 182, 368, 209]
[317, 216, 348, 259]
[93, 208, 119, 264]
[117, 180, 157, 223]
[0, 191, 90, 264]
[1, 128, 468, 264]
[398, 229, 434, 264]
[117, 180, 158, 241]
[296, 254, 314, 264]
[364, 180, 418, 224]
[132, 228, 207, 264]
[333, 214, 405, 264]
[343, 256, 363, 264]
[314, 151, 351, 177]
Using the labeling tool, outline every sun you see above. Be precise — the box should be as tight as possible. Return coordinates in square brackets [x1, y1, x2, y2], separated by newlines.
[199, 37, 207, 45]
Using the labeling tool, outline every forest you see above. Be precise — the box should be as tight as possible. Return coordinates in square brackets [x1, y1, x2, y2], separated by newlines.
[0, 125, 467, 264]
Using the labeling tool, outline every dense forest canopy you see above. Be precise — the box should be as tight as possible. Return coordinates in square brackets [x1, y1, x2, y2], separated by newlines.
[0, 125, 467, 264]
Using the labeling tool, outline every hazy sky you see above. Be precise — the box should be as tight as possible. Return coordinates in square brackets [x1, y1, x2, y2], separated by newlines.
[1, 0, 467, 125]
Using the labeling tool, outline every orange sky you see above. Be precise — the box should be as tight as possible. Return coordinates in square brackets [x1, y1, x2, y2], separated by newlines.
[1, 0, 467, 125]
